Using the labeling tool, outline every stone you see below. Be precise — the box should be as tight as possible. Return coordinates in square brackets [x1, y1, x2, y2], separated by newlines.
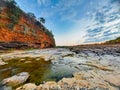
[73, 72, 84, 80]
[16, 83, 37, 90]
[2, 72, 29, 86]
[20, 58, 25, 61]
[0, 58, 7, 65]
[24, 61, 32, 63]
[104, 74, 120, 87]
[0, 86, 12, 90]
[38, 81, 58, 90]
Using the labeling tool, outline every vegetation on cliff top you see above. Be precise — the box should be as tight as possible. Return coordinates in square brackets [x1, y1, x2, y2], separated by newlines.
[105, 37, 120, 44]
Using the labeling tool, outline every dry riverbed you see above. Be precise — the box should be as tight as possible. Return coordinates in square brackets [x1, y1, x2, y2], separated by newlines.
[0, 45, 120, 90]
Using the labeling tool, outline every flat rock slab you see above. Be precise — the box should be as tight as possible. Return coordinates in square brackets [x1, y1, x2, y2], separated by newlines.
[16, 83, 37, 90]
[2, 72, 29, 86]
[104, 74, 120, 87]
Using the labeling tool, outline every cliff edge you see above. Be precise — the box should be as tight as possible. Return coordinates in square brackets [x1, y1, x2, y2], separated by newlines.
[0, 0, 55, 49]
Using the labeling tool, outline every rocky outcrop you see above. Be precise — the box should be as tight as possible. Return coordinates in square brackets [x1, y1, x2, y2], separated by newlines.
[0, 47, 120, 90]
[16, 71, 120, 90]
[0, 0, 55, 49]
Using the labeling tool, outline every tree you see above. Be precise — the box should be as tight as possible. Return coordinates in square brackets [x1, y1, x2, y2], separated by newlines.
[6, 0, 17, 7]
[38, 17, 45, 24]
[27, 12, 36, 19]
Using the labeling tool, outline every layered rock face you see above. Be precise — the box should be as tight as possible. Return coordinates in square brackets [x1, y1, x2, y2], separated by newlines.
[0, 0, 55, 49]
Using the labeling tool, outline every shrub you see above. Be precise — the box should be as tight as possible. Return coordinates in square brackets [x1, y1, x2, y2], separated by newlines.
[6, 0, 22, 20]
[7, 23, 14, 29]
[0, 23, 6, 28]
[9, 15, 18, 24]
[27, 12, 36, 19]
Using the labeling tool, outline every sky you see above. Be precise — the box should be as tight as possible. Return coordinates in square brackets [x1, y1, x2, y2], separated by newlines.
[15, 0, 120, 46]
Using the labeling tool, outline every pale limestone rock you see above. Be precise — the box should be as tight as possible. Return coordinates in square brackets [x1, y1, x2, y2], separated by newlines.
[20, 58, 25, 61]
[16, 83, 37, 90]
[2, 72, 29, 86]
[24, 61, 31, 63]
[73, 72, 84, 80]
[0, 58, 7, 65]
[37, 81, 58, 90]
[104, 74, 120, 87]
[36, 58, 41, 61]
[76, 80, 90, 87]
[58, 78, 76, 86]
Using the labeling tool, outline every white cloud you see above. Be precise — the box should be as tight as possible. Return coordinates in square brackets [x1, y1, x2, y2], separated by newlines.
[55, 19, 94, 46]
[37, 0, 47, 5]
[38, 0, 120, 45]
[83, 0, 120, 43]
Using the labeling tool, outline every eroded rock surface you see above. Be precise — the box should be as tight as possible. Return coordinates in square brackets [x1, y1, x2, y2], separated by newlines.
[16, 71, 120, 90]
[0, 46, 120, 90]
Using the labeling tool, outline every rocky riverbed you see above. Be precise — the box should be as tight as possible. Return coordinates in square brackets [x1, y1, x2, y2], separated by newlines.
[0, 45, 120, 90]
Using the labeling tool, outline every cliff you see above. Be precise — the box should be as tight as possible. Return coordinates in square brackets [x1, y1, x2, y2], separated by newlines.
[0, 0, 55, 49]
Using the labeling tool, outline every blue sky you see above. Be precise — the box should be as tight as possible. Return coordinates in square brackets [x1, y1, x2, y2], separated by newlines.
[15, 0, 120, 46]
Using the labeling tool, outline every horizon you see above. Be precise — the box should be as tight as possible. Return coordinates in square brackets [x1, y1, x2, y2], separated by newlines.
[15, 0, 120, 46]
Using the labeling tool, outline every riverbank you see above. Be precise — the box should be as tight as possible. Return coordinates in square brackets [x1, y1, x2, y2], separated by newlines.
[0, 44, 120, 90]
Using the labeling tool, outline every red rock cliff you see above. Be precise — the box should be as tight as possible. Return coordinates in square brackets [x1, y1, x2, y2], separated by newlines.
[0, 0, 55, 49]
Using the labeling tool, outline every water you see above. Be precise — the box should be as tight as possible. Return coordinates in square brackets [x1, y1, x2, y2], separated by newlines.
[0, 57, 79, 86]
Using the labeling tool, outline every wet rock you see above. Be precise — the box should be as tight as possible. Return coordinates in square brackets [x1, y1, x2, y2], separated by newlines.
[0, 46, 7, 50]
[0, 42, 29, 49]
[2, 72, 29, 86]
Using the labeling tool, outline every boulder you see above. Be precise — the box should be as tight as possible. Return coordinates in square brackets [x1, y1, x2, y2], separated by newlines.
[2, 72, 29, 86]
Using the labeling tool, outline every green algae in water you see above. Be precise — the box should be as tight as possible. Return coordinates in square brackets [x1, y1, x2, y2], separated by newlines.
[0, 57, 78, 86]
[0, 57, 52, 85]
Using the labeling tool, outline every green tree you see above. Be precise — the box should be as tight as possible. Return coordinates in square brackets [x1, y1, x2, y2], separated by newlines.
[27, 12, 36, 19]
[38, 17, 45, 24]
[6, 0, 17, 8]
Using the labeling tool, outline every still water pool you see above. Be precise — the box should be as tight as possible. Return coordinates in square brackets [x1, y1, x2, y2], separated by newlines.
[0, 57, 79, 85]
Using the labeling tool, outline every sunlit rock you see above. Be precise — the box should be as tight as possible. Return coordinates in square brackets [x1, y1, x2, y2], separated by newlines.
[2, 72, 29, 86]
[104, 74, 120, 87]
[16, 83, 37, 90]
[0, 58, 7, 65]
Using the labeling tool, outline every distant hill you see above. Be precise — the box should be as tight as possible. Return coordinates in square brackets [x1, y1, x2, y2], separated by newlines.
[105, 37, 120, 44]
[0, 0, 55, 49]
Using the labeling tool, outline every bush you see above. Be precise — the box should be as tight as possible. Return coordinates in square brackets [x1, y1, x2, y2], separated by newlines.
[5, 0, 22, 29]
[27, 12, 36, 19]
[9, 15, 18, 24]
[106, 37, 120, 44]
[7, 23, 14, 29]
[6, 0, 22, 20]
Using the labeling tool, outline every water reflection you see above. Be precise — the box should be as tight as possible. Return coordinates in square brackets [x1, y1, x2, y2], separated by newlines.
[0, 57, 79, 85]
